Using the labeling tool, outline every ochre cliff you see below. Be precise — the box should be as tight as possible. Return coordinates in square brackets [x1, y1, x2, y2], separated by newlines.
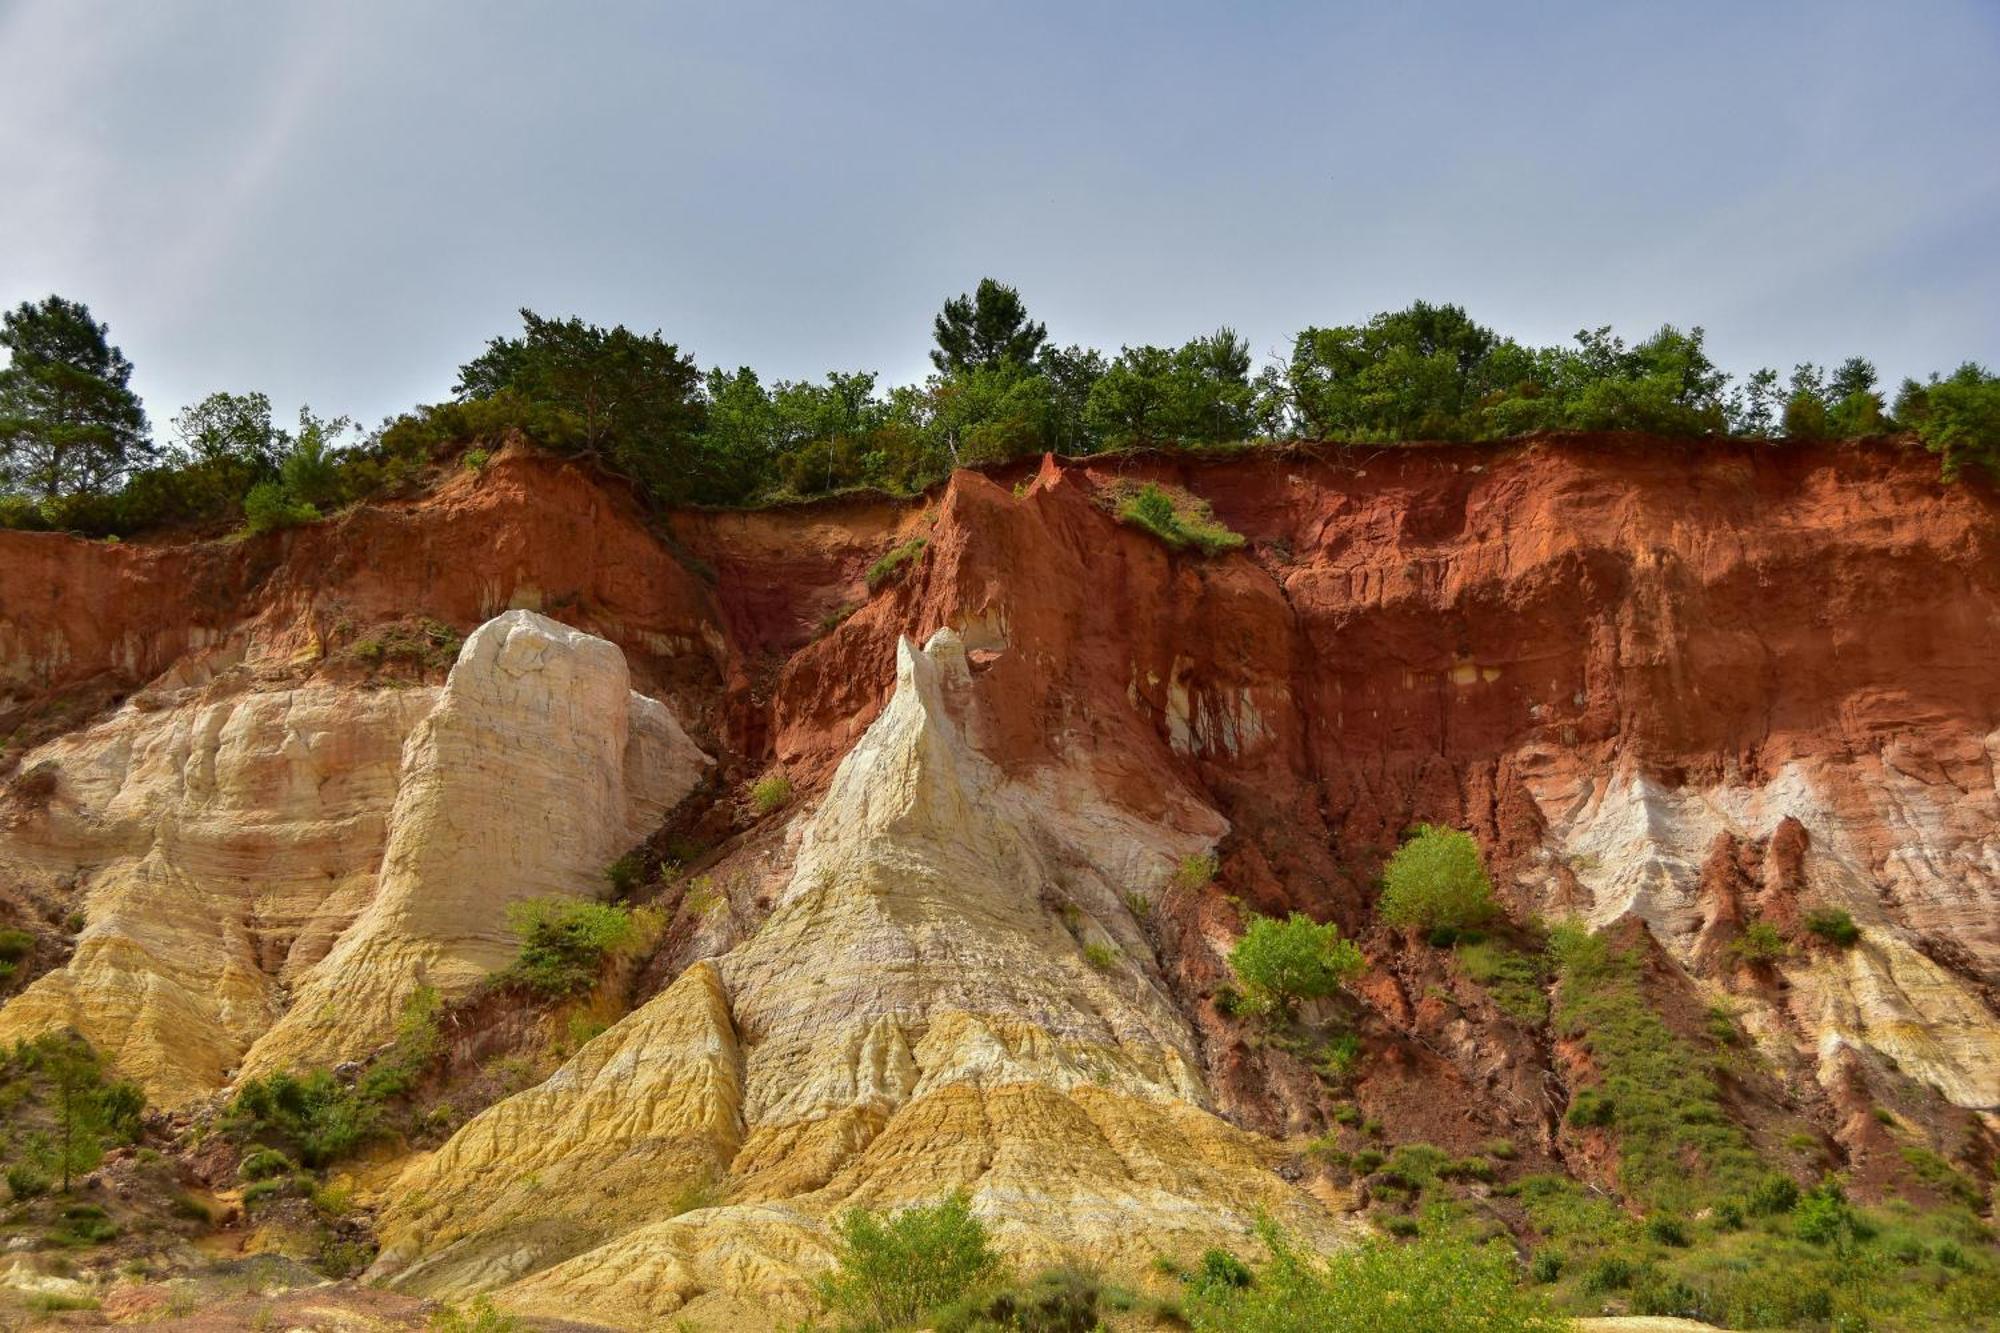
[2, 435, 1996, 1325]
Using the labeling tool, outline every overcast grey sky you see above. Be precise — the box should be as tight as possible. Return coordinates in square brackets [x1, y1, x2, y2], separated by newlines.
[2, 0, 1997, 434]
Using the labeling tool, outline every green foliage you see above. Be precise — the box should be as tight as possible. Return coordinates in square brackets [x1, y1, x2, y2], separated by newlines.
[1227, 911, 1365, 1016]
[1082, 940, 1120, 972]
[1732, 919, 1787, 963]
[453, 308, 709, 504]
[429, 1296, 524, 1332]
[1803, 907, 1860, 947]
[816, 1191, 1005, 1331]
[1183, 1220, 1569, 1333]
[229, 1069, 379, 1168]
[930, 1265, 1103, 1333]
[751, 773, 792, 814]
[1085, 329, 1265, 447]
[1378, 825, 1498, 934]
[865, 536, 928, 589]
[499, 898, 633, 997]
[1747, 1172, 1800, 1216]
[1113, 482, 1245, 554]
[1, 1032, 144, 1193]
[0, 296, 153, 500]
[461, 447, 490, 472]
[1172, 852, 1219, 891]
[0, 928, 33, 962]
[239, 1148, 296, 1181]
[1547, 925, 1760, 1211]
[1900, 361, 2000, 480]
[932, 279, 1047, 377]
[242, 479, 318, 534]
[1793, 1177, 1866, 1247]
[1456, 937, 1549, 1023]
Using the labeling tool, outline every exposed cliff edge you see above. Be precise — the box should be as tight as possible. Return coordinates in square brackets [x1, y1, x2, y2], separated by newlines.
[2, 435, 1997, 1325]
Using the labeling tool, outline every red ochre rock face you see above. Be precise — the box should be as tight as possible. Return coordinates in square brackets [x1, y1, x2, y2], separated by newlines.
[3, 434, 1998, 1322]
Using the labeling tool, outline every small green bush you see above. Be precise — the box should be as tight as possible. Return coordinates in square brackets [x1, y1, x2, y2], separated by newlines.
[751, 773, 792, 814]
[1082, 941, 1119, 972]
[499, 898, 633, 997]
[816, 1191, 1004, 1331]
[242, 480, 318, 535]
[1793, 1177, 1863, 1246]
[1115, 483, 1245, 555]
[1803, 908, 1860, 947]
[1747, 1172, 1800, 1216]
[7, 1162, 50, 1200]
[230, 1069, 378, 1167]
[933, 1265, 1102, 1333]
[1733, 918, 1787, 963]
[461, 447, 491, 472]
[865, 536, 928, 590]
[1227, 911, 1365, 1017]
[429, 1296, 523, 1332]
[602, 853, 644, 897]
[239, 1148, 296, 1181]
[1456, 938, 1549, 1023]
[1378, 825, 1499, 934]
[1172, 852, 1220, 891]
[1566, 1088, 1614, 1127]
[0, 928, 34, 962]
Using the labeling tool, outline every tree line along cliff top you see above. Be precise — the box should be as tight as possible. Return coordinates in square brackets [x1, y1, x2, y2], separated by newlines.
[2, 279, 1997, 542]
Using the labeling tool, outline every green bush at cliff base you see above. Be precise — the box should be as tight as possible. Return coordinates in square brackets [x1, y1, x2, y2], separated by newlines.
[1183, 1220, 1569, 1333]
[499, 898, 633, 997]
[816, 1191, 1005, 1331]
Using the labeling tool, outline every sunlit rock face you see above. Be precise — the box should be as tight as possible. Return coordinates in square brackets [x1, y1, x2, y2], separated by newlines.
[0, 609, 709, 1104]
[372, 631, 1353, 1328]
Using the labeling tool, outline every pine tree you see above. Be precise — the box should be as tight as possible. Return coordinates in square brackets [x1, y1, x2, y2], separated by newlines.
[0, 297, 151, 498]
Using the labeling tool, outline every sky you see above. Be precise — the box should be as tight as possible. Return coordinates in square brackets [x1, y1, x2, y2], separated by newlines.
[2, 0, 1997, 436]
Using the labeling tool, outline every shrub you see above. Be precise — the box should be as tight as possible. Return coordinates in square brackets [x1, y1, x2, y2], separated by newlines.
[1733, 919, 1787, 963]
[461, 447, 490, 472]
[750, 773, 792, 814]
[499, 898, 633, 997]
[230, 1069, 378, 1168]
[1803, 908, 1860, 947]
[429, 1296, 523, 1332]
[1378, 826, 1498, 935]
[1082, 941, 1119, 972]
[242, 480, 318, 535]
[7, 1162, 49, 1200]
[1173, 852, 1220, 891]
[1183, 1221, 1568, 1332]
[1227, 911, 1365, 1017]
[1114, 483, 1246, 556]
[239, 1148, 296, 1181]
[1190, 1247, 1252, 1294]
[1529, 1248, 1563, 1283]
[1747, 1172, 1800, 1216]
[816, 1191, 1004, 1331]
[865, 536, 928, 590]
[602, 853, 644, 897]
[933, 1265, 1101, 1333]
[0, 928, 34, 962]
[1793, 1177, 1861, 1246]
[1645, 1214, 1691, 1247]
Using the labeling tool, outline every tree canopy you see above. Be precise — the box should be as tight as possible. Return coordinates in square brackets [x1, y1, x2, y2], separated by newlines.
[4, 282, 1994, 540]
[0, 296, 151, 499]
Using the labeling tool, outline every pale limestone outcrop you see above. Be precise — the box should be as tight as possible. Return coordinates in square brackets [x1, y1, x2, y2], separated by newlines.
[1521, 748, 2000, 1111]
[245, 610, 710, 1074]
[0, 610, 709, 1103]
[374, 631, 1352, 1328]
[0, 685, 434, 1105]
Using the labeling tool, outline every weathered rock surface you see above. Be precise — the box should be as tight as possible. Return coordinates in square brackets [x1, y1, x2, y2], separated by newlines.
[0, 609, 709, 1102]
[373, 630, 1348, 1326]
[4, 436, 1999, 1321]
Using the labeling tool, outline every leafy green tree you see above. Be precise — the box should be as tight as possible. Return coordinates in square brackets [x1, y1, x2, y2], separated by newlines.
[1378, 825, 1499, 937]
[1827, 356, 1878, 404]
[1036, 343, 1106, 454]
[455, 309, 709, 502]
[817, 1191, 1004, 1330]
[168, 390, 286, 472]
[25, 1033, 140, 1193]
[1227, 911, 1365, 1017]
[1085, 329, 1259, 447]
[0, 296, 152, 499]
[930, 278, 1047, 375]
[1731, 367, 1782, 436]
[1898, 362, 2000, 479]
